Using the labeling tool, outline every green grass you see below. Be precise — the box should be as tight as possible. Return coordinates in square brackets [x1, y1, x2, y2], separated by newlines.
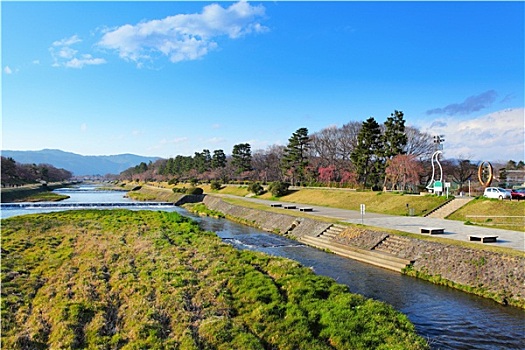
[24, 192, 70, 202]
[447, 197, 525, 232]
[1, 210, 428, 349]
[258, 188, 449, 216]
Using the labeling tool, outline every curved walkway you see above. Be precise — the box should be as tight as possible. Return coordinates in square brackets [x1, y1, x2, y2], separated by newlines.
[216, 194, 524, 252]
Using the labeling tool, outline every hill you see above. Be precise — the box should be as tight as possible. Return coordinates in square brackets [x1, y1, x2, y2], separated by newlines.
[1, 149, 160, 176]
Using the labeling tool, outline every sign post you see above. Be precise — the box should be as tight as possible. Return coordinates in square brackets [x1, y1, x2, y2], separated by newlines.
[360, 204, 365, 225]
[434, 181, 443, 194]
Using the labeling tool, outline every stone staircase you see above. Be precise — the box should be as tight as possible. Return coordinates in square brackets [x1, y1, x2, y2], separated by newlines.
[300, 225, 413, 272]
[372, 235, 411, 256]
[316, 224, 346, 239]
[424, 197, 474, 219]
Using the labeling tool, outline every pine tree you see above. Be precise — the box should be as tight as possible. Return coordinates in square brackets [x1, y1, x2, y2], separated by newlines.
[350, 117, 383, 188]
[211, 149, 226, 168]
[232, 143, 252, 174]
[382, 110, 408, 159]
[281, 127, 310, 186]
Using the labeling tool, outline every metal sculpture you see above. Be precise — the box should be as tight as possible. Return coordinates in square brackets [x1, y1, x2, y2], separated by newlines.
[426, 150, 443, 193]
[477, 161, 493, 187]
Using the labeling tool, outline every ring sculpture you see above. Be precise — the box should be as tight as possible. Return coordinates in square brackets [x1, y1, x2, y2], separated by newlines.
[477, 161, 493, 187]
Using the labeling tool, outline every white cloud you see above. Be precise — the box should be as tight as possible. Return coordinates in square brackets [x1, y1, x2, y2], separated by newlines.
[65, 55, 106, 68]
[420, 108, 525, 162]
[98, 1, 267, 65]
[50, 35, 106, 69]
[4, 66, 13, 74]
[80, 123, 88, 132]
[52, 35, 82, 47]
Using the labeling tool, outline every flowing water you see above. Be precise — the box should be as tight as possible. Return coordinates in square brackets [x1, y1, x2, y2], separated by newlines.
[1, 186, 524, 349]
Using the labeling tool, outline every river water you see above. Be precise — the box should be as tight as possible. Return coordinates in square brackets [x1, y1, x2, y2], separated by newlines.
[1, 186, 524, 349]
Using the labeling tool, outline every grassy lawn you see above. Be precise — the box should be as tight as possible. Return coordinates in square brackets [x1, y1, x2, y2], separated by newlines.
[447, 197, 525, 232]
[1, 210, 428, 349]
[256, 188, 449, 216]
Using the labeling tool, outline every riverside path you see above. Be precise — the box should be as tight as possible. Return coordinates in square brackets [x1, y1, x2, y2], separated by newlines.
[214, 194, 524, 252]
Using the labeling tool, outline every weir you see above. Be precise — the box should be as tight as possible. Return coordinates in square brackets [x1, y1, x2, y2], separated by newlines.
[1, 202, 174, 209]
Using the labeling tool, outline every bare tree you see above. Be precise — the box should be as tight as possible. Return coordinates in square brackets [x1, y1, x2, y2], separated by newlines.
[404, 126, 434, 159]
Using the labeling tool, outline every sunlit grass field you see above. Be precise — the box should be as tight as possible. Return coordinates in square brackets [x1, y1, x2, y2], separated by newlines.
[1, 210, 428, 349]
[447, 198, 525, 232]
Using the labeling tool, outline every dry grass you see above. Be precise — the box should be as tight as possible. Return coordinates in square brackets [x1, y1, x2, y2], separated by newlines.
[447, 198, 525, 232]
[258, 188, 448, 216]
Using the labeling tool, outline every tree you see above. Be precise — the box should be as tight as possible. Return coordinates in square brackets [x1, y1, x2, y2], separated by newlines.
[281, 127, 310, 186]
[252, 145, 285, 183]
[384, 154, 423, 191]
[231, 143, 253, 174]
[404, 126, 434, 159]
[350, 117, 384, 188]
[451, 159, 476, 191]
[211, 149, 227, 169]
[382, 110, 407, 159]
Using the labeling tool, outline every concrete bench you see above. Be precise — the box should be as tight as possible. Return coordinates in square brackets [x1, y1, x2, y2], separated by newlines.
[299, 207, 313, 212]
[420, 227, 445, 234]
[469, 235, 498, 243]
[283, 205, 297, 209]
[270, 203, 282, 207]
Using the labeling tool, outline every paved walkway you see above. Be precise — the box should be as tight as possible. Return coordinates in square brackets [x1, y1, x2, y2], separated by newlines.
[216, 195, 525, 252]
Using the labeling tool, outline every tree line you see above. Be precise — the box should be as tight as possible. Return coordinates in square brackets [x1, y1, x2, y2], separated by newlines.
[1, 157, 73, 187]
[119, 111, 522, 192]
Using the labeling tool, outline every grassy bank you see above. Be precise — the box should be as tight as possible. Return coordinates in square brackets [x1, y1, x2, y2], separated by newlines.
[1, 184, 69, 203]
[1, 210, 428, 349]
[447, 197, 525, 232]
[143, 182, 448, 216]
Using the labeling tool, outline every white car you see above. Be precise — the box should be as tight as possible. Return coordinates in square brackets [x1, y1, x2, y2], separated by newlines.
[483, 187, 511, 200]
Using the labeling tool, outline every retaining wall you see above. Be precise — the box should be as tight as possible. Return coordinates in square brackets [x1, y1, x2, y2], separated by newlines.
[202, 196, 525, 308]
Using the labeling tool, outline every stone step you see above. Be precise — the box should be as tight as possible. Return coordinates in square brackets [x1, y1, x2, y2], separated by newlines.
[316, 223, 346, 238]
[425, 197, 474, 218]
[372, 235, 412, 256]
[300, 235, 412, 272]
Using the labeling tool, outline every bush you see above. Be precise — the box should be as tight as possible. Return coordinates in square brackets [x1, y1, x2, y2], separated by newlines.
[210, 180, 222, 191]
[268, 182, 289, 197]
[186, 187, 204, 195]
[247, 182, 264, 195]
[172, 187, 186, 194]
[168, 178, 178, 185]
[131, 186, 142, 191]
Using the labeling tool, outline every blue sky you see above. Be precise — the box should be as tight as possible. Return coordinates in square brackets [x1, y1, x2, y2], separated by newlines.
[2, 1, 524, 162]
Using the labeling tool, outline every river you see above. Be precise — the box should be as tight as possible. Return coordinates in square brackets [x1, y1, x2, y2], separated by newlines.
[1, 185, 524, 349]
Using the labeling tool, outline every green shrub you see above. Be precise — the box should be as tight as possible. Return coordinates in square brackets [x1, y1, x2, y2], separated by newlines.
[268, 182, 290, 197]
[186, 187, 204, 195]
[247, 182, 264, 195]
[167, 178, 178, 185]
[172, 187, 186, 194]
[210, 180, 222, 191]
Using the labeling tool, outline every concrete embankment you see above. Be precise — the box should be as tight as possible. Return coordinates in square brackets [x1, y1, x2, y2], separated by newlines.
[201, 195, 525, 308]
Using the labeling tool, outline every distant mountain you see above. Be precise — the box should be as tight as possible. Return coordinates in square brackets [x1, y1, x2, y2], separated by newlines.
[1, 149, 161, 176]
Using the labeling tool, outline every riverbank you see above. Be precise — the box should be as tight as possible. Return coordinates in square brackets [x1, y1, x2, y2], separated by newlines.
[0, 183, 71, 203]
[96, 184, 525, 307]
[1, 210, 428, 349]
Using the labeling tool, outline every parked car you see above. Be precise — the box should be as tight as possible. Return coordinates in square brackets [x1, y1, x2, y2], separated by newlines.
[510, 189, 525, 200]
[483, 187, 511, 200]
